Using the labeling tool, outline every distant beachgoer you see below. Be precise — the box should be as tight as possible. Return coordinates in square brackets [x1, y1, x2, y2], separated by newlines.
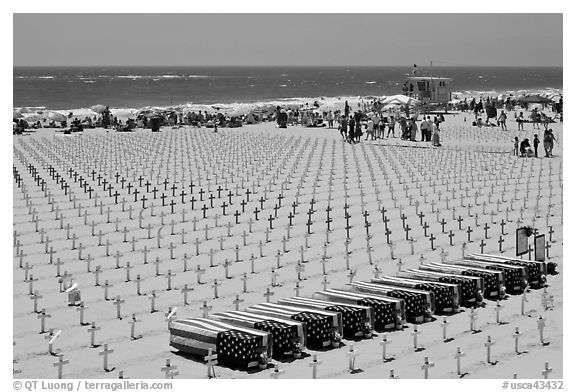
[420, 118, 427, 141]
[533, 134, 540, 158]
[513, 137, 519, 156]
[520, 138, 530, 157]
[387, 117, 395, 138]
[327, 111, 334, 128]
[365, 118, 374, 141]
[339, 116, 348, 141]
[432, 123, 441, 147]
[348, 116, 355, 144]
[498, 111, 507, 131]
[543, 129, 557, 157]
[530, 109, 540, 129]
[516, 112, 524, 131]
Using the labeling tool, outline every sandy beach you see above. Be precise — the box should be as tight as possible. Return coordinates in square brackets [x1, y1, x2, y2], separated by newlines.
[13, 111, 562, 379]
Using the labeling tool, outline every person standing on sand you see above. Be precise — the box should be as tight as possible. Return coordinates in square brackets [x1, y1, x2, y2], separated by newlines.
[327, 111, 334, 128]
[533, 134, 540, 158]
[498, 110, 507, 131]
[543, 128, 557, 157]
[387, 116, 396, 138]
[348, 116, 355, 144]
[516, 112, 524, 131]
[339, 116, 348, 141]
[365, 117, 374, 141]
[432, 122, 441, 147]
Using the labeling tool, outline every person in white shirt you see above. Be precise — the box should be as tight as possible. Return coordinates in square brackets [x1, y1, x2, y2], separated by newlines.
[365, 118, 375, 141]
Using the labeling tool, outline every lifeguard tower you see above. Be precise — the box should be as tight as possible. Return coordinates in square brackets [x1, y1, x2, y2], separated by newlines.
[403, 76, 453, 104]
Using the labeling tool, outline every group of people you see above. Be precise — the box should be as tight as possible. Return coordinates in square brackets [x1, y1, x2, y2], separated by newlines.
[335, 110, 443, 147]
[514, 128, 558, 158]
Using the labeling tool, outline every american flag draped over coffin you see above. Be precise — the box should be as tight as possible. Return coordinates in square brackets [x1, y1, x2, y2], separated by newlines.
[372, 276, 460, 313]
[466, 253, 547, 287]
[313, 289, 405, 330]
[445, 259, 527, 293]
[348, 282, 433, 323]
[246, 303, 340, 349]
[421, 263, 504, 299]
[169, 318, 272, 369]
[210, 311, 305, 357]
[277, 297, 373, 339]
[398, 269, 483, 305]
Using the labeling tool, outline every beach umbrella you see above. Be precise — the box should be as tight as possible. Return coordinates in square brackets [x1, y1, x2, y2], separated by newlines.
[13, 111, 23, 119]
[90, 104, 108, 113]
[518, 95, 552, 104]
[42, 111, 67, 122]
[18, 107, 35, 114]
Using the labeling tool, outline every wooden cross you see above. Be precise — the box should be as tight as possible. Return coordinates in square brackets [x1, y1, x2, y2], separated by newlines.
[322, 275, 330, 291]
[548, 226, 555, 243]
[149, 290, 158, 313]
[88, 322, 100, 347]
[99, 343, 114, 372]
[296, 262, 305, 281]
[479, 239, 486, 253]
[441, 316, 450, 341]
[421, 357, 434, 379]
[380, 334, 390, 361]
[53, 354, 69, 379]
[212, 279, 221, 299]
[201, 301, 212, 318]
[521, 286, 529, 315]
[233, 294, 244, 311]
[440, 248, 449, 262]
[129, 313, 142, 340]
[196, 265, 206, 284]
[495, 301, 504, 324]
[455, 347, 466, 376]
[270, 364, 285, 379]
[411, 325, 421, 350]
[309, 354, 321, 379]
[513, 327, 521, 354]
[263, 287, 274, 303]
[347, 269, 356, 283]
[346, 345, 357, 372]
[469, 308, 478, 332]
[429, 233, 436, 250]
[542, 362, 553, 379]
[498, 235, 505, 253]
[31, 290, 42, 313]
[537, 316, 547, 344]
[113, 296, 125, 319]
[38, 309, 51, 333]
[484, 336, 495, 364]
[161, 358, 178, 379]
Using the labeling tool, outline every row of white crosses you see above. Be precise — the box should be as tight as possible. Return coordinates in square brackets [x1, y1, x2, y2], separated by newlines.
[13, 127, 560, 379]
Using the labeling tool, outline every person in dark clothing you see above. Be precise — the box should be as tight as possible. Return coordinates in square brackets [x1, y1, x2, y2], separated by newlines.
[533, 134, 540, 158]
[519, 138, 530, 157]
[348, 116, 355, 144]
[340, 116, 348, 141]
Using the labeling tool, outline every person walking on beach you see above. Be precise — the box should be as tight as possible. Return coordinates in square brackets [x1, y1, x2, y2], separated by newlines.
[516, 112, 524, 131]
[513, 137, 519, 156]
[365, 117, 374, 141]
[533, 134, 540, 158]
[498, 110, 507, 131]
[543, 128, 557, 157]
[339, 116, 348, 141]
[348, 116, 355, 144]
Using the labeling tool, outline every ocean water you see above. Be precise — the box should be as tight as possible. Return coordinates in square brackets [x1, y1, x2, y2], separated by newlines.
[13, 66, 563, 111]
